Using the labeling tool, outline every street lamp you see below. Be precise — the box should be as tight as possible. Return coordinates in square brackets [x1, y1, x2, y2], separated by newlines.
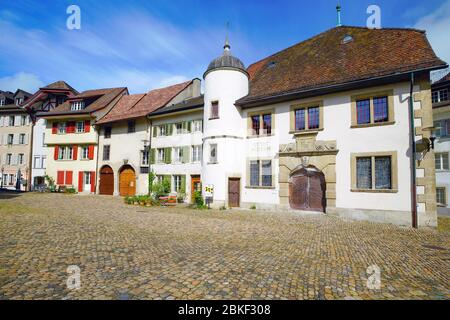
[422, 126, 440, 151]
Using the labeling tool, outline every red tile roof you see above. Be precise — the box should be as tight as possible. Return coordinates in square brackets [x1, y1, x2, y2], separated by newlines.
[96, 80, 193, 124]
[237, 26, 447, 106]
[44, 87, 127, 116]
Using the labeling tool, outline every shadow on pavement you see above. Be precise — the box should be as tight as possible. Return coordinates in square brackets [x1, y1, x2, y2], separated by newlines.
[0, 189, 24, 200]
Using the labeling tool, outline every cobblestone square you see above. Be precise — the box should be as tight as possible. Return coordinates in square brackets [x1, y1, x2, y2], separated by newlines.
[0, 193, 449, 300]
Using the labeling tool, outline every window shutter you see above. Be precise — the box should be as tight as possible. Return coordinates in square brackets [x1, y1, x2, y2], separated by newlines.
[181, 175, 186, 193]
[52, 122, 58, 134]
[78, 172, 83, 192]
[73, 145, 78, 160]
[182, 146, 190, 163]
[15, 115, 20, 126]
[150, 149, 156, 164]
[153, 126, 158, 137]
[90, 171, 95, 193]
[85, 120, 91, 133]
[54, 146, 59, 160]
[67, 121, 75, 133]
[65, 171, 73, 185]
[164, 147, 172, 164]
[167, 124, 173, 136]
[24, 134, 29, 145]
[443, 153, 449, 170]
[57, 171, 65, 185]
[88, 145, 94, 160]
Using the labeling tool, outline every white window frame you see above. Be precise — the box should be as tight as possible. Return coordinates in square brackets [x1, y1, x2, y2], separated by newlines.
[173, 175, 182, 192]
[175, 123, 183, 135]
[71, 101, 85, 111]
[192, 145, 202, 163]
[34, 156, 40, 169]
[141, 150, 149, 166]
[435, 152, 449, 171]
[58, 146, 74, 160]
[76, 121, 85, 133]
[81, 146, 89, 160]
[157, 148, 165, 163]
[174, 147, 183, 163]
[19, 133, 25, 144]
[209, 144, 218, 164]
[58, 122, 67, 134]
[0, 99, 4, 106]
[192, 120, 202, 132]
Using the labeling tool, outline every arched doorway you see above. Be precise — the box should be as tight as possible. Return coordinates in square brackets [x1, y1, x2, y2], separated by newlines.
[119, 165, 136, 196]
[289, 165, 326, 212]
[99, 165, 114, 195]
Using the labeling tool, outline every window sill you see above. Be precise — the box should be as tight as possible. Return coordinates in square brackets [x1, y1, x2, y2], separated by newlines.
[209, 117, 220, 121]
[289, 128, 323, 135]
[351, 188, 398, 193]
[350, 121, 395, 129]
[247, 133, 275, 139]
[207, 162, 218, 165]
[246, 186, 275, 190]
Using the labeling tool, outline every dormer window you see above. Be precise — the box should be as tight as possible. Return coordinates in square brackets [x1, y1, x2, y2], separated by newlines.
[71, 101, 85, 111]
[16, 98, 23, 106]
[0, 99, 5, 106]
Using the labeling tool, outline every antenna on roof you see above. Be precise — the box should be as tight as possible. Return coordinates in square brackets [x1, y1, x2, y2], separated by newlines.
[224, 21, 231, 52]
[336, 2, 342, 27]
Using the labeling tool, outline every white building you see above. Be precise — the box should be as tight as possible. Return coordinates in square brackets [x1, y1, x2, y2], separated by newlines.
[432, 71, 450, 215]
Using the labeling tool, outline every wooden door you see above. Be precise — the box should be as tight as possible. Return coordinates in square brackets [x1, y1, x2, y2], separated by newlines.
[191, 175, 201, 202]
[99, 166, 114, 195]
[228, 178, 240, 207]
[119, 166, 136, 196]
[289, 167, 326, 212]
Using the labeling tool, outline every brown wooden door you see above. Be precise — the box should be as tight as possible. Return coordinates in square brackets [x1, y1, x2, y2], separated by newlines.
[228, 178, 240, 207]
[289, 168, 326, 212]
[99, 166, 114, 195]
[191, 175, 201, 202]
[119, 166, 136, 196]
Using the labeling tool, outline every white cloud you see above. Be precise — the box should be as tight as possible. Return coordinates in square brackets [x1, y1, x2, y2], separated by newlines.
[414, 0, 450, 65]
[0, 72, 44, 93]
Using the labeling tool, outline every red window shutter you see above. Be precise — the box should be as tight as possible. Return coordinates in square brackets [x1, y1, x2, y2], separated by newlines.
[65, 171, 73, 185]
[67, 121, 75, 133]
[85, 120, 91, 133]
[57, 171, 65, 185]
[73, 145, 78, 160]
[54, 146, 59, 160]
[88, 145, 94, 160]
[90, 171, 96, 193]
[78, 172, 83, 192]
[52, 122, 58, 134]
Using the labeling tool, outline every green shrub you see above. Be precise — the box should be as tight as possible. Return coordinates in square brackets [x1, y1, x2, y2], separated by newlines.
[152, 179, 171, 199]
[193, 191, 204, 207]
[250, 204, 256, 210]
[65, 187, 77, 194]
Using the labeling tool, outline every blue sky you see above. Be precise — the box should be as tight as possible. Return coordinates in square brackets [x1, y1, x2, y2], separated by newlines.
[0, 0, 449, 94]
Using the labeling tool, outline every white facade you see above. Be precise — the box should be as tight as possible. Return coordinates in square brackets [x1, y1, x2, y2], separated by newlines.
[434, 105, 450, 214]
[31, 118, 47, 189]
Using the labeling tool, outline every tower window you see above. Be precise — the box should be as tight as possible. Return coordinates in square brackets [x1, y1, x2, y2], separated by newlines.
[210, 101, 219, 120]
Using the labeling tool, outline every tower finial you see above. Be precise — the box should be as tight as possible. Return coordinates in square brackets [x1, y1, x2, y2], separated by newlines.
[224, 21, 231, 51]
[336, 2, 342, 27]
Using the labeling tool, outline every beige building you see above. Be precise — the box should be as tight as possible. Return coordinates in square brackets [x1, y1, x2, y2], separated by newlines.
[0, 89, 32, 190]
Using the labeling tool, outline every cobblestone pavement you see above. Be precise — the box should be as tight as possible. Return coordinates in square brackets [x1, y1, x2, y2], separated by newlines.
[0, 193, 449, 300]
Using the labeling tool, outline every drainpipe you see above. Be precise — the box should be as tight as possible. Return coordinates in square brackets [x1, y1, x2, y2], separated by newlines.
[28, 116, 35, 192]
[94, 117, 100, 195]
[147, 117, 153, 196]
[409, 72, 418, 228]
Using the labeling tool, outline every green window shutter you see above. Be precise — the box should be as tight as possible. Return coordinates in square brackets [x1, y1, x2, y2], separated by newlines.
[167, 124, 173, 136]
[187, 121, 192, 133]
[182, 146, 190, 163]
[164, 147, 172, 164]
[150, 149, 156, 164]
[153, 126, 158, 137]
[181, 175, 186, 193]
[182, 122, 187, 133]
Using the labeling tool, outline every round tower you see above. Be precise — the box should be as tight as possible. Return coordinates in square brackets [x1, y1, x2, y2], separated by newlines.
[202, 37, 249, 208]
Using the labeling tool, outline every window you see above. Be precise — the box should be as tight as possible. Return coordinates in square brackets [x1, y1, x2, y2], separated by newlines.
[21, 115, 27, 126]
[141, 150, 149, 166]
[432, 89, 448, 103]
[16, 98, 23, 106]
[210, 101, 219, 119]
[70, 101, 85, 111]
[34, 156, 41, 169]
[9, 174, 14, 185]
[174, 147, 183, 163]
[103, 145, 110, 161]
[42, 133, 46, 146]
[7, 134, 13, 145]
[434, 119, 450, 137]
[192, 120, 203, 132]
[81, 146, 89, 160]
[158, 125, 167, 136]
[292, 103, 322, 132]
[58, 122, 67, 134]
[19, 134, 25, 144]
[248, 160, 273, 187]
[436, 187, 447, 206]
[352, 152, 397, 192]
[209, 144, 217, 163]
[84, 172, 91, 185]
[104, 126, 112, 138]
[0, 99, 4, 106]
[76, 121, 85, 133]
[128, 120, 136, 133]
[6, 154, 12, 165]
[42, 156, 47, 169]
[173, 175, 183, 192]
[9, 116, 14, 126]
[175, 123, 183, 135]
[356, 99, 371, 124]
[248, 112, 273, 136]
[435, 153, 449, 170]
[352, 91, 394, 127]
[192, 145, 202, 162]
[157, 148, 165, 163]
[18, 154, 24, 165]
[58, 146, 74, 160]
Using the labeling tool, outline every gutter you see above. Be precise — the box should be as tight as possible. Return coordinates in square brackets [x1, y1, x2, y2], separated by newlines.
[409, 72, 418, 228]
[236, 65, 448, 108]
